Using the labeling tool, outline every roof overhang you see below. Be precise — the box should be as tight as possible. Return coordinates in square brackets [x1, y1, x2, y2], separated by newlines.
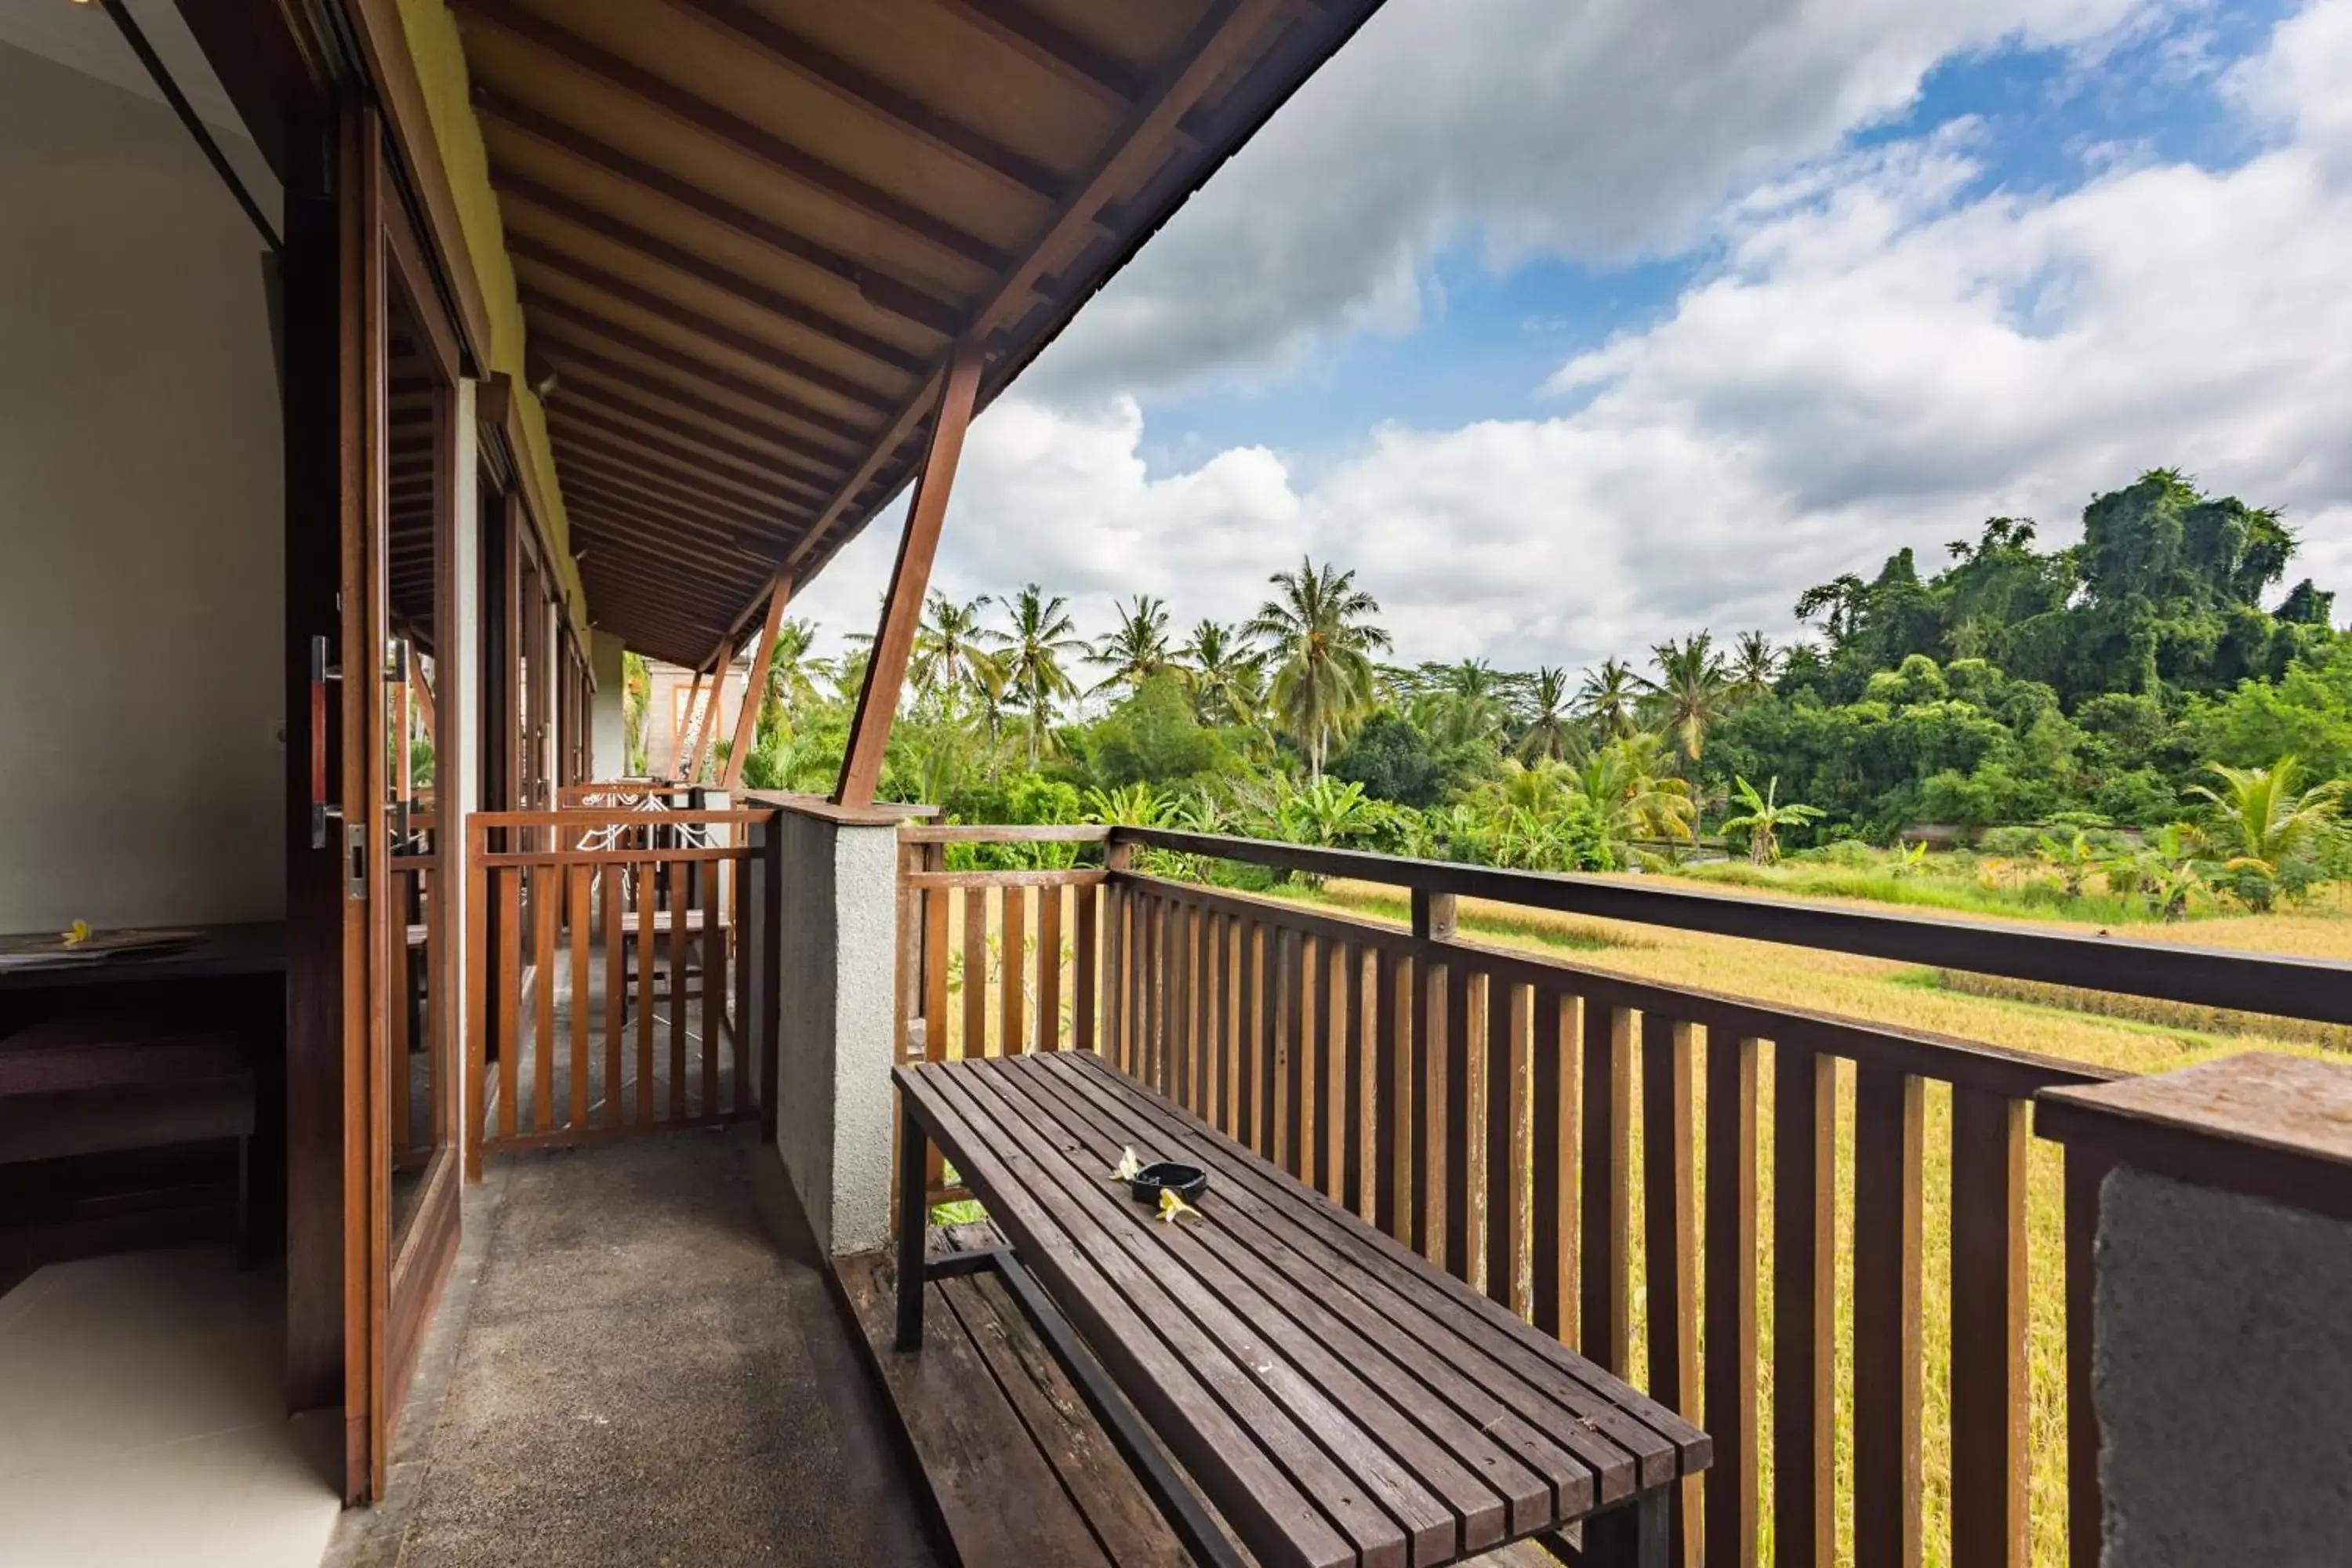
[445, 0, 1388, 666]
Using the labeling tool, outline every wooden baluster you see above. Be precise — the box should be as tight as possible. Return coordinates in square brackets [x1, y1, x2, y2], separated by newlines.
[1171, 901, 1192, 1105]
[603, 863, 625, 1128]
[1415, 953, 1444, 1262]
[1642, 1016, 1700, 1566]
[1371, 946, 1406, 1242]
[729, 840, 751, 1112]
[958, 886, 984, 1058]
[1529, 989, 1577, 1341]
[924, 877, 950, 1064]
[1001, 884, 1027, 1058]
[1773, 1042, 1835, 1568]
[1037, 880, 1062, 1052]
[1339, 942, 1367, 1218]
[1273, 927, 1300, 1172]
[1580, 1000, 1632, 1374]
[1305, 932, 1330, 1196]
[635, 861, 655, 1124]
[533, 863, 557, 1134]
[1854, 1063, 1925, 1568]
[568, 862, 591, 1133]
[1438, 961, 1473, 1281]
[1200, 909, 1220, 1124]
[1490, 975, 1527, 1308]
[699, 858, 720, 1117]
[1239, 919, 1264, 1152]
[667, 861, 688, 1120]
[1073, 881, 1098, 1054]
[1703, 1034, 1759, 1568]
[499, 866, 521, 1144]
[1951, 1087, 2029, 1568]
[465, 847, 488, 1178]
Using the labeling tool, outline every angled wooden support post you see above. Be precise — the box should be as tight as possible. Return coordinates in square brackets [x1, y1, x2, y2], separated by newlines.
[685, 641, 729, 785]
[721, 573, 795, 790]
[835, 344, 985, 807]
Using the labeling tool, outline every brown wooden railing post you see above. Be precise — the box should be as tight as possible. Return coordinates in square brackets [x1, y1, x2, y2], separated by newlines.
[1701, 1033, 1759, 1568]
[1410, 887, 1456, 942]
[1854, 1064, 1925, 1568]
[1581, 1000, 1633, 1375]
[2064, 1147, 2113, 1568]
[1773, 1042, 1834, 1568]
[1642, 1016, 1700, 1566]
[1951, 1087, 2030, 1568]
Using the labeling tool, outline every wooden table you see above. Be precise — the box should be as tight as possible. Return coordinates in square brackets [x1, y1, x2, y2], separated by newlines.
[893, 1051, 1708, 1568]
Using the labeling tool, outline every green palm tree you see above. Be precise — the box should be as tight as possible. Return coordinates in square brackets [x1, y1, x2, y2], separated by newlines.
[1178, 619, 1261, 726]
[988, 585, 1085, 768]
[1572, 731, 1697, 849]
[1088, 594, 1173, 695]
[1414, 659, 1508, 750]
[1719, 775, 1824, 865]
[1639, 633, 1730, 766]
[1246, 557, 1392, 779]
[911, 593, 998, 702]
[2187, 757, 2345, 908]
[1728, 631, 1780, 702]
[1574, 658, 1641, 742]
[1515, 666, 1577, 762]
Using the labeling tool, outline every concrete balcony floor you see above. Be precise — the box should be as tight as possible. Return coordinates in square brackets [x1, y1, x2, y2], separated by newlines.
[328, 1129, 935, 1567]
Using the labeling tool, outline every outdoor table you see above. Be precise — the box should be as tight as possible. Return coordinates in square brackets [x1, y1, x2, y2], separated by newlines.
[893, 1049, 1708, 1568]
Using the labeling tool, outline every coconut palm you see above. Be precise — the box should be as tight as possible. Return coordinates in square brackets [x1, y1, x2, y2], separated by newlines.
[1573, 731, 1697, 849]
[1728, 631, 1781, 701]
[1719, 775, 1824, 865]
[1414, 659, 1508, 751]
[1515, 666, 1577, 762]
[910, 593, 997, 702]
[1087, 594, 1174, 696]
[764, 619, 830, 721]
[1639, 632, 1730, 766]
[1246, 557, 1392, 779]
[987, 584, 1086, 768]
[1178, 619, 1261, 726]
[2187, 757, 2345, 907]
[1574, 658, 1641, 742]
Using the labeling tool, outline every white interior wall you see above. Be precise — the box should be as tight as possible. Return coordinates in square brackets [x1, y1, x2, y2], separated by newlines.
[0, 42, 285, 931]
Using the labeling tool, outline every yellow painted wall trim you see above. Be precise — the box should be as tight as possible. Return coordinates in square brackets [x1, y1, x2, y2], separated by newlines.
[387, 0, 589, 645]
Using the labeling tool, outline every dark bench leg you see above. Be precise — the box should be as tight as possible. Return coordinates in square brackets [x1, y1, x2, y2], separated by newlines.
[895, 1109, 929, 1351]
[1582, 1486, 1667, 1568]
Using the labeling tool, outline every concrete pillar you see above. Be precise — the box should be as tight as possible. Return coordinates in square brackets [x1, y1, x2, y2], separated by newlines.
[760, 795, 924, 1256]
[2038, 1053, 2352, 1567]
[588, 629, 626, 779]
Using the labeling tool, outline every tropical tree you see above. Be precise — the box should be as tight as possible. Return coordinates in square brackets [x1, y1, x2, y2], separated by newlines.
[622, 650, 652, 775]
[1574, 658, 1641, 742]
[1573, 732, 1697, 851]
[1178, 619, 1261, 726]
[911, 593, 998, 702]
[1719, 775, 1824, 865]
[1515, 666, 1577, 762]
[1729, 631, 1781, 701]
[763, 619, 830, 721]
[1089, 594, 1174, 695]
[1246, 557, 1392, 779]
[2186, 756, 2346, 907]
[1414, 659, 1509, 750]
[988, 584, 1086, 768]
[1639, 632, 1731, 766]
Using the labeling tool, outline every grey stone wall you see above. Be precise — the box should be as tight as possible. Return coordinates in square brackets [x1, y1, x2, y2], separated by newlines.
[2096, 1166, 2352, 1566]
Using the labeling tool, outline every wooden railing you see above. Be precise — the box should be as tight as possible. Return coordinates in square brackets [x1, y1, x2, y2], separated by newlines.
[466, 807, 779, 1172]
[895, 823, 2352, 1568]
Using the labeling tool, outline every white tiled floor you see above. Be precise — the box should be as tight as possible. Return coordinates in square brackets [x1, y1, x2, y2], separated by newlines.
[0, 1250, 343, 1568]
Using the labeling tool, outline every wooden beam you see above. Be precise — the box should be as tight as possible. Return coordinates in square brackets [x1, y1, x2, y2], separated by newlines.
[463, 0, 1011, 272]
[685, 645, 728, 784]
[674, 662, 711, 781]
[510, 234, 899, 412]
[544, 339, 862, 470]
[552, 397, 834, 501]
[473, 90, 961, 339]
[655, 0, 1067, 201]
[521, 291, 877, 446]
[834, 346, 983, 806]
[721, 575, 795, 789]
[928, 0, 1143, 108]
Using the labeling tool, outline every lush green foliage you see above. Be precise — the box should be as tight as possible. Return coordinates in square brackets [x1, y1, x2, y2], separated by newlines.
[709, 473, 2343, 916]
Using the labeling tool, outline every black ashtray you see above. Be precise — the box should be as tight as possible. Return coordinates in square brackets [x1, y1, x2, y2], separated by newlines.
[1127, 1160, 1209, 1205]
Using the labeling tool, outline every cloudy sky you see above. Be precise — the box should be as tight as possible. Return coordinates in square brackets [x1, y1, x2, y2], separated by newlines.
[794, 0, 2352, 673]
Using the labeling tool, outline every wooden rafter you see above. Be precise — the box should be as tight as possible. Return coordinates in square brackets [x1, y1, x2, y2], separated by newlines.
[543, 339, 862, 470]
[835, 345, 982, 806]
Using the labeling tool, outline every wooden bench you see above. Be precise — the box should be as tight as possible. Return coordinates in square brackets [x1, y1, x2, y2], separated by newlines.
[892, 1051, 1708, 1568]
[0, 1023, 256, 1266]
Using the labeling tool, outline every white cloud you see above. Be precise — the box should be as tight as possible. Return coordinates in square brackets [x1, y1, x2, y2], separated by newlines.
[800, 0, 2352, 675]
[1026, 0, 2177, 401]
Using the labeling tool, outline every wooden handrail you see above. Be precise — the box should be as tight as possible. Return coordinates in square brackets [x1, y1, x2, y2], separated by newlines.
[1112, 826, 2352, 1025]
